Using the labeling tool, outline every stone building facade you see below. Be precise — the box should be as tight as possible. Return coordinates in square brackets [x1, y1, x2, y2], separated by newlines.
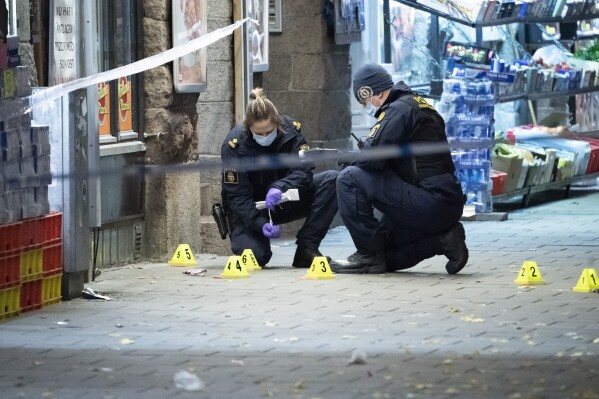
[142, 0, 352, 260]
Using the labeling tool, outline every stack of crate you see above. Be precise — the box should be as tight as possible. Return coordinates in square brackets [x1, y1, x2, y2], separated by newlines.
[0, 34, 60, 320]
[0, 212, 62, 320]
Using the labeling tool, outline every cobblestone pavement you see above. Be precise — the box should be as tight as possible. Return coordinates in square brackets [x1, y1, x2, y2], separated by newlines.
[1, 189, 599, 399]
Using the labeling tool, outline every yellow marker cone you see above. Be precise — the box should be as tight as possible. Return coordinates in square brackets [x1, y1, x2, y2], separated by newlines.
[303, 256, 335, 280]
[514, 261, 545, 285]
[168, 244, 197, 267]
[573, 268, 599, 293]
[241, 249, 262, 271]
[216, 256, 251, 279]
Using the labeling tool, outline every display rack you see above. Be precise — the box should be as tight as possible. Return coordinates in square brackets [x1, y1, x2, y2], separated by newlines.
[415, 86, 599, 103]
[493, 171, 599, 206]
[393, 0, 599, 28]
[396, 0, 599, 211]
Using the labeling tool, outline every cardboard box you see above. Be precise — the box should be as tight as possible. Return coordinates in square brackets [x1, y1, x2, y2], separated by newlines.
[492, 155, 523, 193]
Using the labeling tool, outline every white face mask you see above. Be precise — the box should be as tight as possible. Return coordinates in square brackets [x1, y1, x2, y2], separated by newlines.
[364, 98, 378, 118]
[252, 128, 277, 146]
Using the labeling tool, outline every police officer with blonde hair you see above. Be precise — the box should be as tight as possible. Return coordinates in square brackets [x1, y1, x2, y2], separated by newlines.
[221, 88, 338, 268]
[331, 63, 468, 274]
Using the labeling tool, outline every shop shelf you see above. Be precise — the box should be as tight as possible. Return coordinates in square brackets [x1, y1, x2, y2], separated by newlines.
[0, 254, 20, 289]
[0, 221, 21, 255]
[20, 279, 42, 313]
[40, 213, 62, 245]
[42, 243, 63, 277]
[0, 286, 20, 320]
[20, 249, 43, 282]
[21, 218, 42, 250]
[42, 274, 62, 307]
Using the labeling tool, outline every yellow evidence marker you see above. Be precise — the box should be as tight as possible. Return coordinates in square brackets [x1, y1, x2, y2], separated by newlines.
[572, 268, 599, 293]
[241, 249, 262, 272]
[214, 255, 251, 279]
[168, 244, 197, 267]
[514, 261, 545, 285]
[303, 256, 335, 280]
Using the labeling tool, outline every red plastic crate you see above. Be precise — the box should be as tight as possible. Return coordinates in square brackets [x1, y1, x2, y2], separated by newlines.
[41, 213, 63, 244]
[20, 279, 42, 313]
[580, 137, 599, 174]
[0, 254, 20, 289]
[42, 243, 63, 277]
[0, 222, 21, 255]
[491, 170, 508, 195]
[21, 218, 43, 250]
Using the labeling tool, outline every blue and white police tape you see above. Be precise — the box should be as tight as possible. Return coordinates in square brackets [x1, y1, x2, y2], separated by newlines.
[0, 17, 255, 122]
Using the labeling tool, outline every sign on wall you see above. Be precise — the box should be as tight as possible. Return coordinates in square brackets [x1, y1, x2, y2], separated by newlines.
[49, 0, 78, 85]
[172, 0, 207, 93]
[248, 0, 269, 72]
[98, 82, 111, 136]
[118, 76, 133, 132]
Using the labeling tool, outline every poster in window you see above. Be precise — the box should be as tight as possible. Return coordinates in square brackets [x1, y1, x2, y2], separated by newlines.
[172, 0, 207, 93]
[247, 0, 269, 72]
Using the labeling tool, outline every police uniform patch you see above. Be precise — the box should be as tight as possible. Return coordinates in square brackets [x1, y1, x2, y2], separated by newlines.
[369, 124, 381, 138]
[228, 138, 238, 148]
[413, 96, 434, 110]
[293, 120, 301, 130]
[377, 112, 386, 121]
[223, 169, 239, 184]
[300, 144, 310, 151]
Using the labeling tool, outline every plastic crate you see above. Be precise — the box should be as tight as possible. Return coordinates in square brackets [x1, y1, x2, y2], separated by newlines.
[0, 254, 20, 289]
[20, 279, 42, 313]
[42, 274, 61, 307]
[42, 243, 62, 277]
[580, 137, 599, 174]
[0, 221, 21, 255]
[0, 286, 20, 320]
[491, 170, 508, 195]
[20, 249, 43, 282]
[21, 218, 42, 250]
[40, 213, 62, 244]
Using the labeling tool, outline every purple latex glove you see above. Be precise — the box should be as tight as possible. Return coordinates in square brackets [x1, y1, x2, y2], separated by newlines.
[262, 223, 281, 239]
[265, 188, 283, 211]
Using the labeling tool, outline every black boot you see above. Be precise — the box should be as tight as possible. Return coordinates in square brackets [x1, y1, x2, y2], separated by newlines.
[439, 222, 469, 274]
[330, 251, 386, 274]
[292, 246, 330, 269]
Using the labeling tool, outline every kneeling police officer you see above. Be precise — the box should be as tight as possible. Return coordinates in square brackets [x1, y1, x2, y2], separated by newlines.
[332, 63, 468, 274]
[220, 88, 338, 268]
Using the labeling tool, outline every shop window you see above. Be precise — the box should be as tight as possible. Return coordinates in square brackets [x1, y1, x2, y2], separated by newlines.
[97, 0, 141, 144]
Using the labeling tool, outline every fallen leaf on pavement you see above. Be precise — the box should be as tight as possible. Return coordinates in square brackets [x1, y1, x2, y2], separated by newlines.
[461, 315, 484, 323]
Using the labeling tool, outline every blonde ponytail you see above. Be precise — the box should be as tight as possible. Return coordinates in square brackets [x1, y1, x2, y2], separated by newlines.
[245, 88, 281, 129]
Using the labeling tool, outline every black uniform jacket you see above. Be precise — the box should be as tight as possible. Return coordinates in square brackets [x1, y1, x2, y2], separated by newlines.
[356, 82, 456, 187]
[221, 115, 313, 232]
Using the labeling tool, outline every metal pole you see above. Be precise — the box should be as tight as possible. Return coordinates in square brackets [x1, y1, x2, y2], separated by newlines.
[383, 0, 391, 64]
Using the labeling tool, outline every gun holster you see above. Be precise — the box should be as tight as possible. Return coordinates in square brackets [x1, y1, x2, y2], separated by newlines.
[212, 203, 230, 240]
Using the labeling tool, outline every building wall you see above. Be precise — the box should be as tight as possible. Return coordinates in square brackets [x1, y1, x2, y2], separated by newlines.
[262, 0, 352, 149]
[143, 0, 234, 260]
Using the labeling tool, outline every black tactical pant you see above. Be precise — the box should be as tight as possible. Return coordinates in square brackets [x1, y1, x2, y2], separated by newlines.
[229, 170, 339, 267]
[337, 166, 464, 271]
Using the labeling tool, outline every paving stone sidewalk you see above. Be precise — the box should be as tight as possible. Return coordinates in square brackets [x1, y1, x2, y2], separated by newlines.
[1, 189, 598, 399]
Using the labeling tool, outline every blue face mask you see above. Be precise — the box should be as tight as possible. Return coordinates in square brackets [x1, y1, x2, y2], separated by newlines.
[252, 128, 278, 147]
[364, 99, 378, 118]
